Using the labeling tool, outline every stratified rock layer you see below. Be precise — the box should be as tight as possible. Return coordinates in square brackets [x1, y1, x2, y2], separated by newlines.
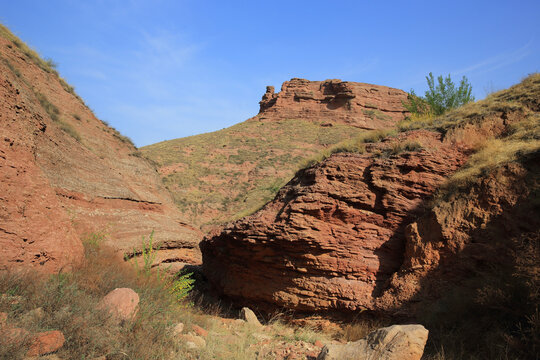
[201, 131, 467, 312]
[0, 27, 200, 273]
[258, 78, 408, 129]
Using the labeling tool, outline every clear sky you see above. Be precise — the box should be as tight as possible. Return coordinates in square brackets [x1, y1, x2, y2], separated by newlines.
[1, 1, 539, 147]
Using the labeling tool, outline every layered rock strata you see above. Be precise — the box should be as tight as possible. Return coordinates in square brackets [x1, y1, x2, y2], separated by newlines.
[257, 78, 408, 128]
[201, 131, 467, 312]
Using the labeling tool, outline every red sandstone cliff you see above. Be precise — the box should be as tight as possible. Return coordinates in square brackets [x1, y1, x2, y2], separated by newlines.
[0, 27, 201, 273]
[201, 74, 540, 314]
[257, 78, 408, 128]
[201, 131, 468, 312]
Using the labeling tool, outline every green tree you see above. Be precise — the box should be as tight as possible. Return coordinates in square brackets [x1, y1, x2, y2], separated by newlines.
[404, 72, 474, 116]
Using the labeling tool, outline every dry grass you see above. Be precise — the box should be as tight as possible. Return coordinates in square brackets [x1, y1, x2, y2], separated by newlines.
[0, 23, 80, 99]
[342, 318, 387, 342]
[0, 236, 337, 359]
[439, 138, 539, 195]
[59, 121, 82, 142]
[0, 237, 187, 359]
[434, 74, 540, 200]
[299, 128, 397, 169]
[35, 91, 60, 122]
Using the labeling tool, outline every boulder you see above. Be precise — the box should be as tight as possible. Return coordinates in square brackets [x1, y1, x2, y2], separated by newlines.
[240, 307, 262, 327]
[99, 288, 139, 322]
[317, 324, 428, 360]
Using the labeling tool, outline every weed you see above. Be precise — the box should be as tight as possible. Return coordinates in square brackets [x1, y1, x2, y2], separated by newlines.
[1, 58, 21, 78]
[60, 78, 76, 95]
[59, 121, 81, 142]
[130, 230, 159, 277]
[44, 58, 57, 69]
[170, 271, 195, 303]
[35, 91, 59, 122]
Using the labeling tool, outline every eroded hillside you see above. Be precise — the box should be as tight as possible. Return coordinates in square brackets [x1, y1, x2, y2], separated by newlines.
[142, 79, 409, 229]
[0, 25, 201, 272]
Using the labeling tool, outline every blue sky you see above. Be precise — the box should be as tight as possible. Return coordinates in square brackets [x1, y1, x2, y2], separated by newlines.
[1, 1, 539, 147]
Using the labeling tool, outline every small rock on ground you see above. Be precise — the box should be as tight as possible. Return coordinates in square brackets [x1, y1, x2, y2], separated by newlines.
[192, 324, 208, 337]
[27, 330, 65, 357]
[182, 334, 206, 349]
[173, 322, 184, 336]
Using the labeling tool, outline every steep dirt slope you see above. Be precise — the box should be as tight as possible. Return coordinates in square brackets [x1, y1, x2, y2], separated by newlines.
[201, 74, 540, 314]
[142, 79, 408, 229]
[0, 25, 201, 273]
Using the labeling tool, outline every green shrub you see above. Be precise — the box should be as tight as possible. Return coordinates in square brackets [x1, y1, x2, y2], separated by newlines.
[170, 271, 195, 303]
[404, 73, 474, 116]
[131, 230, 159, 277]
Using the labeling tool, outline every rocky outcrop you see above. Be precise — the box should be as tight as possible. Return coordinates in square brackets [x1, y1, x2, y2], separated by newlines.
[257, 78, 408, 129]
[0, 26, 201, 273]
[201, 74, 540, 315]
[317, 324, 429, 360]
[201, 131, 468, 312]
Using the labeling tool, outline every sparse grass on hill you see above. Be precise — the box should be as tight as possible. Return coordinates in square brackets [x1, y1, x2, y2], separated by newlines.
[298, 128, 398, 169]
[142, 118, 364, 226]
[0, 24, 78, 98]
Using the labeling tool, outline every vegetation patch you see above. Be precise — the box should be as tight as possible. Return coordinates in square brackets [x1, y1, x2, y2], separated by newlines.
[58, 121, 82, 142]
[0, 234, 338, 359]
[35, 91, 60, 122]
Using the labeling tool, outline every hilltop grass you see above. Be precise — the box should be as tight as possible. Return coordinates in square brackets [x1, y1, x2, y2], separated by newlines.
[1, 23, 137, 150]
[0, 24, 78, 98]
[432, 73, 540, 200]
[141, 118, 364, 225]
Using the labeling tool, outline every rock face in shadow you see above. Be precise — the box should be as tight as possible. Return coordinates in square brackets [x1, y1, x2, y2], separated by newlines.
[258, 78, 409, 129]
[377, 153, 540, 313]
[200, 131, 467, 312]
[0, 27, 201, 273]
